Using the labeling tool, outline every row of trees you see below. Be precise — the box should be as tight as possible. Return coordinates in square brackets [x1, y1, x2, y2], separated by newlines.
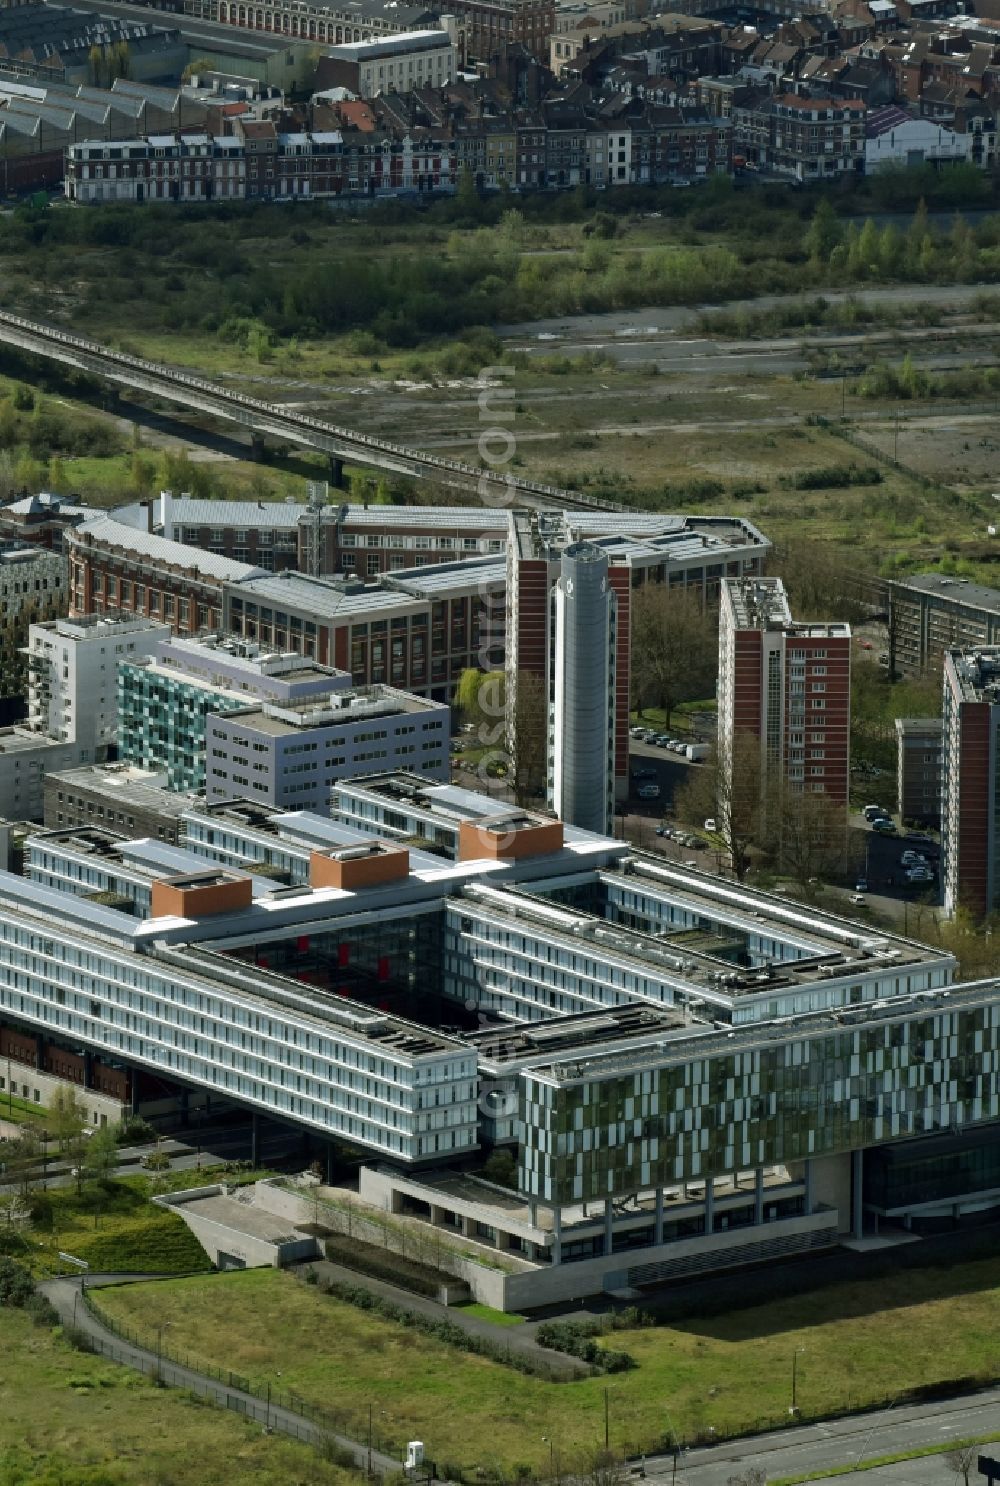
[675, 733, 859, 888]
[0, 1088, 119, 1225]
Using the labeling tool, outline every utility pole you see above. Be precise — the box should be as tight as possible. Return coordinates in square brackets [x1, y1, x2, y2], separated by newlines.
[368, 1400, 373, 1476]
[604, 1388, 609, 1450]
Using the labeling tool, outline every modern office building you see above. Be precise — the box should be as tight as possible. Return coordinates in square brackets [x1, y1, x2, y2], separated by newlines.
[117, 636, 350, 791]
[548, 542, 617, 835]
[2, 767, 1000, 1302]
[889, 573, 1000, 677]
[205, 686, 449, 811]
[718, 576, 851, 805]
[0, 731, 93, 821]
[43, 763, 201, 841]
[25, 825, 280, 917]
[0, 772, 997, 1305]
[941, 648, 1000, 919]
[895, 717, 943, 828]
[507, 510, 771, 801]
[26, 614, 169, 756]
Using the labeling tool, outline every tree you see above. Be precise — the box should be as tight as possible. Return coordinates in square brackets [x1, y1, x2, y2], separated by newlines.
[3, 1128, 41, 1201]
[181, 56, 214, 83]
[82, 1126, 119, 1189]
[762, 787, 857, 893]
[803, 199, 840, 265]
[584, 1452, 627, 1486]
[946, 1447, 976, 1486]
[630, 582, 717, 726]
[50, 1086, 87, 1156]
[456, 667, 488, 728]
[770, 538, 870, 624]
[727, 1471, 766, 1486]
[675, 732, 763, 881]
[508, 669, 547, 806]
[482, 1149, 517, 1188]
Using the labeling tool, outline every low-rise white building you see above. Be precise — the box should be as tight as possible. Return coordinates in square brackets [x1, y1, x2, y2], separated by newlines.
[865, 105, 980, 171]
[320, 29, 456, 98]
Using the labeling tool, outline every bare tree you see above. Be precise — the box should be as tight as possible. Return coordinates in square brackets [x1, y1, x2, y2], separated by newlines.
[630, 582, 718, 726]
[946, 1446, 977, 1486]
[727, 1470, 766, 1486]
[675, 733, 763, 881]
[585, 1451, 628, 1486]
[762, 788, 857, 893]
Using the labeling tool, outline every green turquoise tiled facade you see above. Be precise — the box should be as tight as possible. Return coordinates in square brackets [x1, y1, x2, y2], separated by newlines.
[117, 662, 243, 791]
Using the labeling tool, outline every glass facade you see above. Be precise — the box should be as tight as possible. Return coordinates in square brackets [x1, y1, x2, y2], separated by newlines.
[521, 999, 1000, 1203]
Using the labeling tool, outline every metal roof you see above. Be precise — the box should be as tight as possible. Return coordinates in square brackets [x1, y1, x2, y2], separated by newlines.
[75, 516, 265, 584]
[160, 497, 302, 530]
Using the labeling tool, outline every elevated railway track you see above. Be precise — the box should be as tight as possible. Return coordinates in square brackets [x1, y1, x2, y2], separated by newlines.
[0, 309, 627, 513]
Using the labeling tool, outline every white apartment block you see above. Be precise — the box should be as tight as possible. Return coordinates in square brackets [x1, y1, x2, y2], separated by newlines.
[27, 614, 169, 755]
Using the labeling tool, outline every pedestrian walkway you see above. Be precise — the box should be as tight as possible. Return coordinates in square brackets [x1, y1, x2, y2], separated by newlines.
[41, 1273, 401, 1475]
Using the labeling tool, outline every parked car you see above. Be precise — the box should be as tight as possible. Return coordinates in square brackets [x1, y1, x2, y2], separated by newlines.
[872, 818, 896, 834]
[704, 817, 717, 833]
[632, 767, 656, 781]
[854, 879, 868, 893]
[638, 783, 661, 800]
[849, 893, 866, 905]
[656, 825, 671, 838]
[863, 805, 885, 821]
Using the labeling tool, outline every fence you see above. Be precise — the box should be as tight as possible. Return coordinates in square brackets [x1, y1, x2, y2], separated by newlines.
[79, 1285, 401, 1465]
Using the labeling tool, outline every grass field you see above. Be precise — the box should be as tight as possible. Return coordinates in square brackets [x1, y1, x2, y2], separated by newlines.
[94, 1257, 1000, 1474]
[0, 1307, 357, 1486]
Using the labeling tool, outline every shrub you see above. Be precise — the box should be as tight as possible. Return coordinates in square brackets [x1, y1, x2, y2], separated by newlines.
[535, 1319, 637, 1373]
[0, 1257, 35, 1307]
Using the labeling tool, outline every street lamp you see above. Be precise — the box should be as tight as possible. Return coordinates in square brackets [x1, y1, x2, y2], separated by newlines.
[791, 1347, 805, 1413]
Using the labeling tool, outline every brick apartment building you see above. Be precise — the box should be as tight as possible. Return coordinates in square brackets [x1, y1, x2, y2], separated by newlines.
[66, 516, 263, 634]
[735, 94, 866, 178]
[508, 511, 770, 799]
[895, 716, 942, 828]
[718, 576, 852, 806]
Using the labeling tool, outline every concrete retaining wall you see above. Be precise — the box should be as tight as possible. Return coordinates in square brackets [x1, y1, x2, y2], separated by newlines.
[255, 1178, 507, 1307]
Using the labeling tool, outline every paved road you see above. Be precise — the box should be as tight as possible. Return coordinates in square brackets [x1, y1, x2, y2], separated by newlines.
[647, 1387, 1000, 1486]
[497, 285, 993, 344]
[41, 1273, 402, 1473]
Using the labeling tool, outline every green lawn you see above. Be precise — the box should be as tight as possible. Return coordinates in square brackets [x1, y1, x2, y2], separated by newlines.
[454, 1302, 526, 1326]
[30, 1178, 213, 1278]
[93, 1258, 1000, 1475]
[0, 1307, 357, 1486]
